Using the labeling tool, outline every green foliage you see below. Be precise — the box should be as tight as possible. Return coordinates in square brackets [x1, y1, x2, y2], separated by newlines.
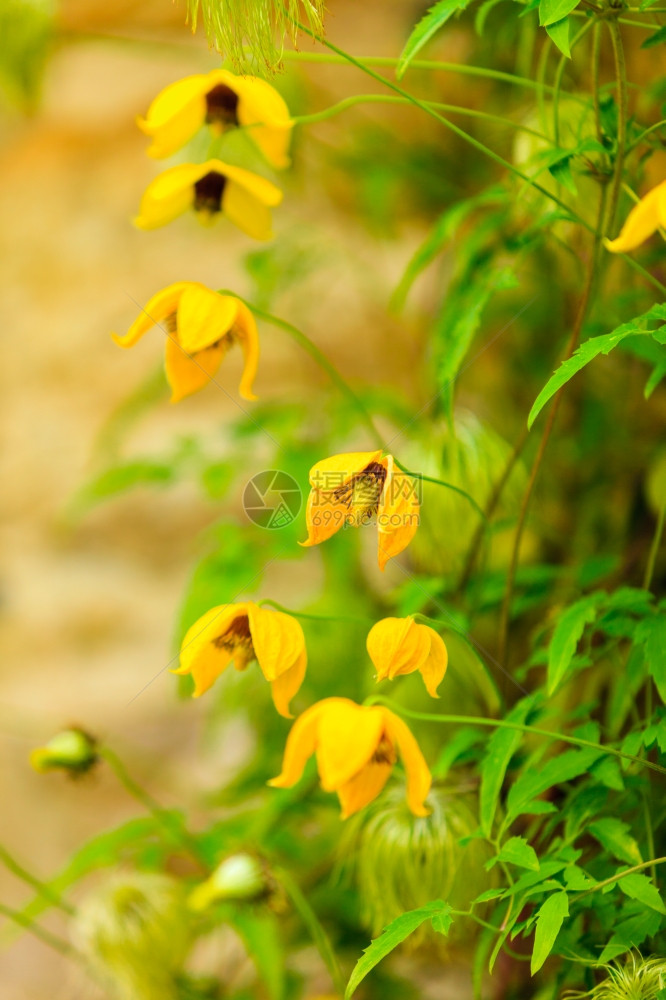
[397, 0, 474, 78]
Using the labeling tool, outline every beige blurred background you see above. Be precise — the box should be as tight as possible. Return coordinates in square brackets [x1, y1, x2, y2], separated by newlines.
[0, 0, 469, 995]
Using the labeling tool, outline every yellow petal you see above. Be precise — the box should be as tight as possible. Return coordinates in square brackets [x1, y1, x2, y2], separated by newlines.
[377, 456, 420, 570]
[316, 701, 385, 791]
[418, 628, 448, 698]
[382, 710, 431, 817]
[176, 284, 238, 354]
[337, 759, 393, 819]
[234, 76, 292, 169]
[605, 181, 666, 254]
[216, 161, 283, 206]
[164, 335, 226, 403]
[367, 616, 430, 681]
[174, 604, 248, 697]
[112, 282, 189, 348]
[135, 163, 207, 230]
[246, 605, 306, 682]
[233, 301, 260, 401]
[138, 75, 209, 158]
[270, 649, 307, 718]
[268, 699, 330, 788]
[301, 451, 385, 548]
[222, 180, 274, 240]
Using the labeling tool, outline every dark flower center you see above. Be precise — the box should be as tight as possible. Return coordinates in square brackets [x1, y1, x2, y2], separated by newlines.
[372, 736, 397, 766]
[333, 461, 387, 526]
[205, 84, 240, 127]
[193, 171, 226, 214]
[213, 615, 255, 669]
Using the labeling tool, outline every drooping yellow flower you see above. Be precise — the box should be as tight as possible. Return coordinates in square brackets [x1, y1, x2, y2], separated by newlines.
[138, 70, 292, 168]
[269, 698, 431, 819]
[301, 451, 420, 570]
[135, 159, 282, 239]
[112, 282, 259, 403]
[605, 180, 666, 254]
[367, 616, 448, 698]
[173, 601, 306, 717]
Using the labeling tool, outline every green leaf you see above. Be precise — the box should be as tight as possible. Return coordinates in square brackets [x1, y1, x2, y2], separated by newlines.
[642, 24, 666, 47]
[489, 837, 540, 872]
[528, 303, 666, 429]
[545, 17, 571, 58]
[232, 911, 285, 1000]
[637, 613, 666, 703]
[539, 0, 579, 26]
[397, 0, 472, 78]
[588, 818, 643, 866]
[548, 596, 599, 695]
[531, 891, 569, 975]
[345, 902, 453, 998]
[598, 906, 663, 963]
[617, 873, 666, 914]
[431, 910, 454, 935]
[479, 698, 533, 836]
[506, 746, 603, 823]
[474, 0, 506, 34]
[548, 156, 576, 195]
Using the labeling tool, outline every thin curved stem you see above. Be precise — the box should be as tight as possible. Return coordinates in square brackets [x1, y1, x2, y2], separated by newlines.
[219, 292, 384, 449]
[362, 697, 666, 776]
[0, 903, 74, 957]
[295, 94, 552, 142]
[574, 856, 666, 900]
[604, 20, 628, 238]
[258, 600, 370, 624]
[0, 843, 74, 916]
[644, 503, 665, 591]
[392, 461, 487, 521]
[277, 868, 345, 997]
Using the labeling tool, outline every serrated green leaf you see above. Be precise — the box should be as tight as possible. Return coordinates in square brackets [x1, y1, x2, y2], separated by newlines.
[642, 24, 666, 47]
[548, 596, 599, 695]
[588, 818, 643, 866]
[489, 837, 540, 872]
[479, 698, 533, 836]
[598, 906, 663, 963]
[548, 156, 577, 195]
[637, 613, 666, 703]
[545, 17, 571, 58]
[397, 0, 472, 78]
[506, 746, 603, 823]
[474, 0, 506, 34]
[345, 902, 453, 998]
[539, 0, 579, 26]
[528, 303, 666, 429]
[431, 910, 454, 935]
[617, 873, 666, 914]
[531, 892, 569, 974]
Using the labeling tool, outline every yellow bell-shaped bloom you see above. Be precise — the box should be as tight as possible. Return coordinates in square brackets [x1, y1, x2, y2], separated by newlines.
[138, 69, 293, 168]
[605, 180, 666, 254]
[301, 451, 420, 570]
[367, 616, 448, 698]
[269, 698, 431, 818]
[135, 159, 282, 239]
[112, 281, 259, 403]
[173, 601, 307, 717]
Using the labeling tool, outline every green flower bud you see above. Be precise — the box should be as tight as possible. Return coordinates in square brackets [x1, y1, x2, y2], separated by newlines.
[30, 728, 97, 776]
[567, 955, 666, 1000]
[188, 853, 268, 911]
[339, 786, 493, 950]
[72, 872, 191, 1000]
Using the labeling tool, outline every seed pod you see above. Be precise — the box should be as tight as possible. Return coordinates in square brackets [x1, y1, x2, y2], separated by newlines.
[565, 955, 666, 1000]
[188, 853, 270, 910]
[30, 728, 98, 776]
[72, 872, 191, 1000]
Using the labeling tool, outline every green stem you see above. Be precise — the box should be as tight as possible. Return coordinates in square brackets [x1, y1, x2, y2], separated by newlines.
[99, 748, 208, 870]
[363, 696, 666, 776]
[219, 291, 384, 449]
[604, 20, 628, 238]
[277, 868, 346, 997]
[392, 462, 487, 521]
[281, 50, 583, 97]
[295, 94, 552, 141]
[0, 843, 75, 916]
[643, 502, 665, 591]
[574, 856, 666, 900]
[553, 21, 595, 145]
[258, 599, 369, 624]
[0, 903, 74, 957]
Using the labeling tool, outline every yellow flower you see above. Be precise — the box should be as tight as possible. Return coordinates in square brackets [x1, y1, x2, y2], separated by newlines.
[138, 70, 292, 168]
[605, 180, 666, 254]
[367, 616, 448, 698]
[135, 159, 282, 239]
[173, 601, 307, 717]
[269, 697, 431, 819]
[301, 451, 420, 570]
[112, 281, 259, 403]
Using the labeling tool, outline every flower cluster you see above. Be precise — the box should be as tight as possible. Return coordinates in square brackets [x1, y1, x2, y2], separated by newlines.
[103, 69, 433, 820]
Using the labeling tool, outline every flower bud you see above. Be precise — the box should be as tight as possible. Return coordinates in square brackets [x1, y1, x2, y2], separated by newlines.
[72, 872, 191, 1000]
[339, 786, 493, 950]
[188, 853, 269, 911]
[30, 728, 97, 776]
